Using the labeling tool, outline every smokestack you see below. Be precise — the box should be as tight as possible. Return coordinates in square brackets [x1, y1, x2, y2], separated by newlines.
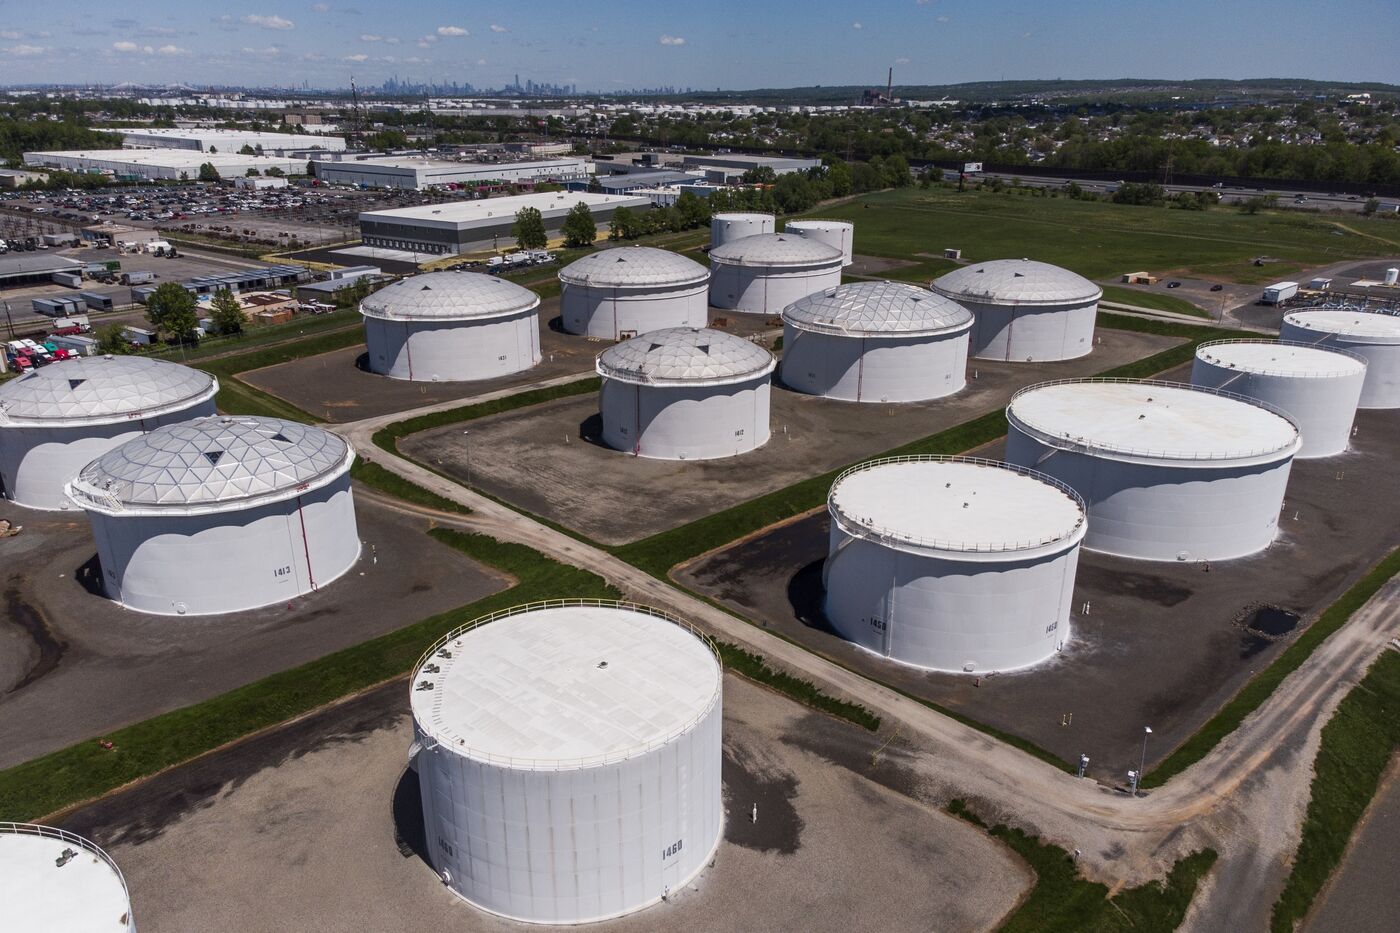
[887, 66, 893, 101]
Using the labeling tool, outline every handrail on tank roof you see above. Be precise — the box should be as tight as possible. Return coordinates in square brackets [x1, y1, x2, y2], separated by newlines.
[1194, 338, 1369, 378]
[0, 822, 130, 910]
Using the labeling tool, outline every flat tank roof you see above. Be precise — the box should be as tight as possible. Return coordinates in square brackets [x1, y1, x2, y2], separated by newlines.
[559, 246, 708, 288]
[1282, 309, 1400, 342]
[0, 356, 216, 427]
[709, 233, 843, 267]
[596, 326, 775, 386]
[412, 602, 721, 769]
[783, 280, 973, 337]
[712, 212, 773, 222]
[1008, 379, 1300, 462]
[360, 270, 540, 322]
[1195, 339, 1368, 378]
[931, 258, 1102, 306]
[830, 456, 1086, 554]
[68, 415, 353, 514]
[1, 824, 131, 932]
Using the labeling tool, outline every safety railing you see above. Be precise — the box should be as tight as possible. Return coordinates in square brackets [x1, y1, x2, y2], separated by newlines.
[0, 823, 130, 910]
[1194, 338, 1369, 379]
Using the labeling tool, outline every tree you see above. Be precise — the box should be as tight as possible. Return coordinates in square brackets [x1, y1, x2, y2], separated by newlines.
[827, 161, 853, 198]
[512, 206, 548, 249]
[266, 166, 285, 177]
[238, 144, 257, 155]
[145, 282, 200, 344]
[94, 323, 132, 356]
[208, 145, 217, 154]
[208, 288, 246, 336]
[561, 201, 598, 248]
[305, 160, 317, 177]
[674, 190, 710, 229]
[198, 162, 221, 182]
[1363, 198, 1380, 216]
[741, 165, 777, 185]
[608, 206, 640, 240]
[1112, 182, 1166, 206]
[245, 167, 260, 177]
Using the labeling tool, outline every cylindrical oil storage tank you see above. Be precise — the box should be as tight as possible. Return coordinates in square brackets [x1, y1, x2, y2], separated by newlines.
[0, 356, 217, 511]
[559, 247, 709, 340]
[0, 822, 136, 932]
[781, 280, 973, 402]
[596, 327, 775, 460]
[1385, 267, 1399, 287]
[930, 258, 1101, 362]
[1279, 309, 1400, 409]
[709, 233, 843, 315]
[360, 270, 540, 382]
[1005, 379, 1302, 562]
[65, 415, 359, 616]
[1191, 339, 1367, 458]
[709, 211, 774, 249]
[410, 600, 723, 925]
[784, 219, 855, 266]
[824, 456, 1086, 673]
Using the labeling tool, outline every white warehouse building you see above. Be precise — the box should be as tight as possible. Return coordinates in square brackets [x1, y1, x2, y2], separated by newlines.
[23, 149, 301, 180]
[596, 327, 775, 460]
[824, 456, 1086, 673]
[1005, 379, 1301, 562]
[0, 356, 218, 511]
[559, 247, 709, 340]
[781, 281, 972, 403]
[66, 416, 359, 616]
[709, 212, 774, 249]
[317, 156, 586, 191]
[1278, 309, 1400, 409]
[709, 234, 843, 315]
[931, 259, 1101, 362]
[410, 601, 723, 925]
[1191, 340, 1367, 458]
[783, 219, 854, 265]
[361, 271, 541, 382]
[121, 128, 345, 153]
[1, 823, 136, 933]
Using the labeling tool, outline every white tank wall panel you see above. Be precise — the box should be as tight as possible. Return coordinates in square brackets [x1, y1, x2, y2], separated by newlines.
[1190, 346, 1365, 458]
[0, 398, 217, 510]
[1278, 314, 1400, 409]
[780, 324, 968, 402]
[87, 474, 359, 615]
[709, 262, 842, 314]
[364, 310, 540, 382]
[600, 377, 770, 459]
[785, 220, 854, 265]
[709, 212, 774, 248]
[416, 700, 722, 924]
[960, 298, 1098, 362]
[1004, 429, 1294, 561]
[560, 280, 708, 339]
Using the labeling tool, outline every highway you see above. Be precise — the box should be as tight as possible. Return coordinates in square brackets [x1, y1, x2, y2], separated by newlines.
[968, 171, 1382, 214]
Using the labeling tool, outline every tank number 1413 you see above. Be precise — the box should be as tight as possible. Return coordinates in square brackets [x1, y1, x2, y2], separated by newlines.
[273, 565, 293, 579]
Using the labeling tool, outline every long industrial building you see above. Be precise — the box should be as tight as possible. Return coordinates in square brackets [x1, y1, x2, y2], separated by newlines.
[24, 149, 301, 180]
[358, 191, 652, 255]
[121, 128, 345, 153]
[317, 156, 587, 190]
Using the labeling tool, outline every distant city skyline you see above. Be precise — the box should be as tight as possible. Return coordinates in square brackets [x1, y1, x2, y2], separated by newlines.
[0, 0, 1396, 91]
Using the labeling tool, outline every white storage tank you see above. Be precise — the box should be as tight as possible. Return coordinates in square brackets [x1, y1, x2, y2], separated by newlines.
[1279, 309, 1400, 409]
[410, 600, 723, 925]
[709, 211, 774, 248]
[709, 233, 843, 315]
[1005, 379, 1301, 562]
[596, 327, 774, 460]
[360, 270, 540, 382]
[781, 281, 973, 402]
[0, 356, 217, 511]
[1191, 339, 1367, 458]
[65, 416, 359, 616]
[559, 247, 709, 340]
[784, 219, 855, 266]
[1385, 267, 1398, 287]
[930, 258, 1101, 362]
[0, 823, 136, 932]
[824, 456, 1086, 673]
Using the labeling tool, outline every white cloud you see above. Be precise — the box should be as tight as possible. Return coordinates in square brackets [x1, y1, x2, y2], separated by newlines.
[243, 14, 295, 30]
[436, 25, 468, 37]
[139, 26, 177, 36]
[489, 24, 507, 33]
[157, 44, 189, 55]
[895, 57, 910, 64]
[852, 21, 863, 29]
[384, 37, 400, 44]
[417, 36, 437, 47]
[360, 33, 382, 42]
[112, 40, 140, 52]
[4, 44, 45, 56]
[343, 53, 368, 61]
[241, 44, 283, 56]
[0, 30, 22, 40]
[312, 2, 330, 11]
[476, 58, 487, 65]
[937, 15, 950, 22]
[659, 34, 685, 46]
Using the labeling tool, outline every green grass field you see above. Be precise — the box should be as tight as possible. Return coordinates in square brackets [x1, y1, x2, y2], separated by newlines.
[1099, 284, 1211, 318]
[804, 188, 1400, 285]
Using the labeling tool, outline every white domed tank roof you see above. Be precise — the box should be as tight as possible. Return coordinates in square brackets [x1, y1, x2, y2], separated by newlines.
[0, 355, 216, 426]
[69, 415, 353, 513]
[1281, 308, 1400, 343]
[1, 823, 134, 933]
[783, 280, 973, 337]
[559, 246, 708, 288]
[709, 233, 843, 267]
[596, 327, 776, 386]
[359, 270, 540, 321]
[932, 258, 1102, 306]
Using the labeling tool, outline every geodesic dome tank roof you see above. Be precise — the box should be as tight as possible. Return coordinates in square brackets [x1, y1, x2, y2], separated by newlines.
[708, 233, 843, 267]
[596, 327, 776, 386]
[932, 258, 1102, 306]
[559, 246, 708, 288]
[69, 415, 353, 513]
[783, 280, 973, 337]
[360, 270, 540, 322]
[0, 355, 216, 427]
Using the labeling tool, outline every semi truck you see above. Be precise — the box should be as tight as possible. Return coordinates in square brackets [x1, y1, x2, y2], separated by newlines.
[121, 270, 156, 286]
[1261, 282, 1299, 306]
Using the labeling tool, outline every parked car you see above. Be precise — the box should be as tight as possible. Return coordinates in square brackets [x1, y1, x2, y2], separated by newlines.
[1210, 284, 1224, 292]
[1166, 281, 1182, 288]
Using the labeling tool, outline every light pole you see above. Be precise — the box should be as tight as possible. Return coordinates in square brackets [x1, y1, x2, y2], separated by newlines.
[1137, 725, 1153, 796]
[462, 430, 470, 487]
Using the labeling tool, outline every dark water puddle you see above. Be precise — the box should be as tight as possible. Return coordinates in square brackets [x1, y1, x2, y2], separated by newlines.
[4, 586, 67, 693]
[722, 747, 803, 855]
[1245, 606, 1301, 637]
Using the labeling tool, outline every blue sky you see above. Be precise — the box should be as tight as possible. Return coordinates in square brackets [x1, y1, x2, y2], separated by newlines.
[0, 0, 1396, 90]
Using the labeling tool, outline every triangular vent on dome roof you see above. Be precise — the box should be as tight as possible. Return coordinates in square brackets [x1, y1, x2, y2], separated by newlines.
[975, 268, 984, 273]
[204, 450, 224, 466]
[1014, 272, 1024, 278]
[649, 342, 662, 351]
[697, 344, 711, 354]
[69, 379, 86, 390]
[421, 285, 431, 290]
[270, 432, 290, 443]
[615, 256, 627, 262]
